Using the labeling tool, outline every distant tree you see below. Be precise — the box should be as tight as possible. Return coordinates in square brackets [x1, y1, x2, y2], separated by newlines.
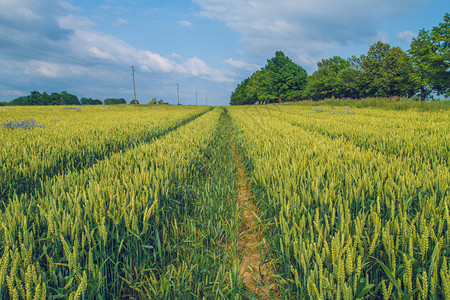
[9, 96, 30, 106]
[304, 56, 363, 100]
[104, 98, 126, 105]
[130, 99, 139, 105]
[60, 91, 81, 105]
[40, 92, 50, 105]
[230, 51, 308, 105]
[29, 90, 42, 105]
[361, 42, 417, 98]
[148, 98, 157, 105]
[81, 97, 102, 105]
[230, 77, 258, 105]
[49, 92, 61, 105]
[409, 13, 450, 100]
[8, 91, 82, 106]
[158, 99, 164, 104]
[262, 51, 308, 102]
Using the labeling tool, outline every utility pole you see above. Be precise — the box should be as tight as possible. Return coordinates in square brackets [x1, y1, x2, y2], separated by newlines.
[196, 92, 198, 106]
[177, 83, 180, 105]
[131, 65, 137, 102]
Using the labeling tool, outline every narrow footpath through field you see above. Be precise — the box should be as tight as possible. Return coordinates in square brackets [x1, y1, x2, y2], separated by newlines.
[227, 111, 277, 299]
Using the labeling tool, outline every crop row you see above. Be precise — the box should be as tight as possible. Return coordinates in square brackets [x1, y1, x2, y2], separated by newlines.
[266, 105, 449, 168]
[0, 105, 210, 202]
[228, 105, 449, 299]
[0, 107, 242, 299]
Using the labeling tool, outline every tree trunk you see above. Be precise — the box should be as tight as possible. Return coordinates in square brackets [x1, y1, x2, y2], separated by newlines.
[420, 86, 432, 101]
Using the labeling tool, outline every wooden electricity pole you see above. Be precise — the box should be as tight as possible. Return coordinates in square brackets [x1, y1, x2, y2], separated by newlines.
[177, 83, 180, 105]
[131, 65, 137, 102]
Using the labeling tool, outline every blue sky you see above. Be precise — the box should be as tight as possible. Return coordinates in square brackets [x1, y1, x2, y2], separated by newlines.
[0, 0, 448, 105]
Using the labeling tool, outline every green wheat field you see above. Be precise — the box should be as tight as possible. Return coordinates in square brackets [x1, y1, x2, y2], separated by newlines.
[0, 103, 449, 299]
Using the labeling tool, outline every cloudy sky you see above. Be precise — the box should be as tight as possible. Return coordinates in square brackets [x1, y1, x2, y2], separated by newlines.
[0, 0, 448, 105]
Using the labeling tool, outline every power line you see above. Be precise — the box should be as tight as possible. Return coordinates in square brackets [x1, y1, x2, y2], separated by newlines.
[0, 34, 89, 66]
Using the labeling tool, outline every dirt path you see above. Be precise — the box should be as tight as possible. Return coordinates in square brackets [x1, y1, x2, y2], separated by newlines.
[228, 115, 277, 299]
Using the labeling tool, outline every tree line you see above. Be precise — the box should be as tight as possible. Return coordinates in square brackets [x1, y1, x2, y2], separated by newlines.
[230, 13, 449, 105]
[0, 91, 129, 106]
[0, 91, 173, 106]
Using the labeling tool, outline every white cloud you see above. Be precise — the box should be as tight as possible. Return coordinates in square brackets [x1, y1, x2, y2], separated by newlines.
[89, 47, 115, 60]
[182, 57, 234, 82]
[58, 14, 96, 30]
[55, 15, 232, 82]
[116, 17, 129, 25]
[25, 60, 86, 78]
[17, 7, 42, 20]
[178, 20, 192, 27]
[171, 53, 183, 59]
[375, 31, 390, 44]
[224, 58, 259, 71]
[58, 1, 79, 12]
[397, 30, 416, 43]
[194, 0, 425, 68]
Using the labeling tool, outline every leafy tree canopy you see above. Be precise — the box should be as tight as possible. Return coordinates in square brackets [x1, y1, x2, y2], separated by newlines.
[104, 98, 126, 105]
[361, 42, 417, 98]
[303, 56, 362, 100]
[81, 97, 102, 105]
[9, 91, 81, 106]
[230, 51, 308, 105]
[409, 13, 450, 100]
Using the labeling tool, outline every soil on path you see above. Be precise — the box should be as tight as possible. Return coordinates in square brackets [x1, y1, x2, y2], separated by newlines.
[229, 117, 277, 299]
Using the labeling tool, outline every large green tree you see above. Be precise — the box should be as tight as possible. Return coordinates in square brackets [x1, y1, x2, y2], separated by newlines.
[60, 91, 81, 105]
[361, 41, 417, 98]
[409, 13, 450, 100]
[230, 51, 307, 105]
[304, 56, 363, 100]
[262, 51, 308, 102]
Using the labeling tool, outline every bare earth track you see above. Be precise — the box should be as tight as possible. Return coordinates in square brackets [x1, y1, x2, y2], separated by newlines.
[229, 115, 278, 299]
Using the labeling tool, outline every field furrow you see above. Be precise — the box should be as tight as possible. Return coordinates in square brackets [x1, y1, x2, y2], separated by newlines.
[266, 105, 449, 168]
[228, 105, 449, 299]
[0, 105, 210, 203]
[1, 103, 449, 299]
[0, 108, 244, 299]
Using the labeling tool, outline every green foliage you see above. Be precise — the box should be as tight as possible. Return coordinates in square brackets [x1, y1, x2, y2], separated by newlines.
[230, 51, 308, 105]
[263, 51, 308, 102]
[130, 99, 139, 105]
[361, 42, 417, 98]
[304, 56, 363, 100]
[305, 42, 418, 101]
[81, 97, 102, 105]
[104, 98, 126, 105]
[409, 13, 450, 100]
[148, 97, 157, 105]
[9, 91, 81, 106]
